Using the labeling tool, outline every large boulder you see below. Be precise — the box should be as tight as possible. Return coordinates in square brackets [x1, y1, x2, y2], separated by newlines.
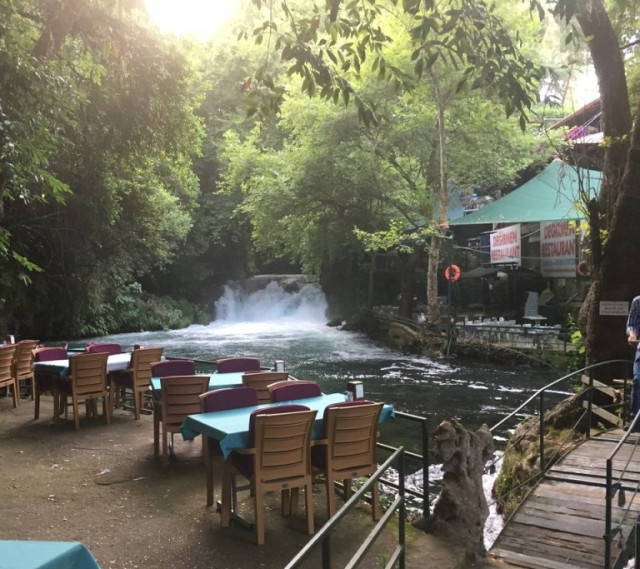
[427, 419, 494, 560]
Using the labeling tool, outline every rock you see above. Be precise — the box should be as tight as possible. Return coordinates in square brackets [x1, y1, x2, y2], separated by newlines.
[427, 419, 494, 560]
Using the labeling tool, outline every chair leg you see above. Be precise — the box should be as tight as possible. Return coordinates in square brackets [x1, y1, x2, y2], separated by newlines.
[221, 466, 233, 527]
[254, 486, 265, 545]
[103, 395, 110, 425]
[326, 476, 336, 518]
[371, 478, 380, 521]
[204, 442, 214, 507]
[153, 413, 160, 459]
[133, 389, 141, 420]
[72, 398, 80, 430]
[34, 383, 40, 420]
[304, 483, 314, 535]
[161, 423, 169, 466]
[12, 382, 20, 407]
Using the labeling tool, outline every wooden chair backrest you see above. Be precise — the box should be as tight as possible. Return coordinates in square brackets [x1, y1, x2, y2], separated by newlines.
[69, 352, 109, 397]
[13, 340, 38, 378]
[130, 347, 164, 389]
[160, 375, 210, 429]
[0, 344, 17, 382]
[242, 371, 289, 404]
[253, 408, 316, 485]
[323, 401, 383, 476]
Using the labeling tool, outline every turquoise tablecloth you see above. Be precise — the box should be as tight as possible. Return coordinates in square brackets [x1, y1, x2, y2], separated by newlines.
[180, 393, 395, 458]
[0, 540, 101, 569]
[150, 372, 244, 398]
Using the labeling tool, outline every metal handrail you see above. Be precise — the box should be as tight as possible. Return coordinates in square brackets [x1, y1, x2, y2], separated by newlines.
[285, 447, 406, 569]
[487, 359, 634, 569]
[604, 411, 640, 569]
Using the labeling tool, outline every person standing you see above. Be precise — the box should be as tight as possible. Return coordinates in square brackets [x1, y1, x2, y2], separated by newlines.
[626, 295, 640, 423]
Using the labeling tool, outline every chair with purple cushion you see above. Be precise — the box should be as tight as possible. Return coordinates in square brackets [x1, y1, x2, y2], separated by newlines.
[86, 342, 122, 355]
[221, 404, 316, 545]
[153, 375, 210, 465]
[216, 357, 261, 373]
[33, 347, 69, 420]
[151, 359, 196, 378]
[268, 379, 322, 402]
[311, 400, 383, 520]
[199, 386, 259, 507]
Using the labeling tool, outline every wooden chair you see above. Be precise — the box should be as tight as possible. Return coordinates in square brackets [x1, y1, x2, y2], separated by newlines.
[221, 405, 317, 545]
[33, 346, 68, 420]
[12, 340, 38, 401]
[0, 344, 19, 407]
[110, 347, 164, 419]
[268, 379, 322, 402]
[200, 386, 259, 506]
[311, 401, 383, 520]
[151, 359, 196, 377]
[216, 357, 261, 373]
[241, 371, 289, 403]
[153, 375, 210, 465]
[60, 352, 110, 430]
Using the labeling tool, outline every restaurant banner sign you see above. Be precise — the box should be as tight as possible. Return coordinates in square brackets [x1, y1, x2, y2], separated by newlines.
[540, 221, 576, 278]
[490, 224, 521, 265]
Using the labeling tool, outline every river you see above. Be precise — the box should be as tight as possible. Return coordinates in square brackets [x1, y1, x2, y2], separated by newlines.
[84, 278, 563, 444]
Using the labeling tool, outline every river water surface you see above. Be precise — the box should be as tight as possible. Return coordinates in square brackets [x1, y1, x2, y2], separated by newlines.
[86, 280, 563, 443]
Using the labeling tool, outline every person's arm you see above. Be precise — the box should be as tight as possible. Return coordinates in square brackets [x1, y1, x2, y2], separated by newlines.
[628, 298, 640, 344]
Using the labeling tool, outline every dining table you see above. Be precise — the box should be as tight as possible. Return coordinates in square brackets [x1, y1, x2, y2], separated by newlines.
[150, 371, 244, 399]
[180, 393, 395, 458]
[0, 540, 102, 569]
[32, 352, 133, 422]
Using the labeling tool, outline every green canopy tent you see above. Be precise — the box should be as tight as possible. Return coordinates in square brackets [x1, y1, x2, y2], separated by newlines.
[450, 159, 602, 226]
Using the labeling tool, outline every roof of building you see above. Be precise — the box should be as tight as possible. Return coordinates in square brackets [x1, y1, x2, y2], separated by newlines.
[449, 159, 602, 226]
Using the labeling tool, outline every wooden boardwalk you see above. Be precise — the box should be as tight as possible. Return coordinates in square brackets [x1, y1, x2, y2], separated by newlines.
[489, 430, 640, 569]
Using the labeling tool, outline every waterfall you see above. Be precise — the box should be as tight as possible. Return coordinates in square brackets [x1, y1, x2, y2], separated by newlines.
[214, 276, 328, 323]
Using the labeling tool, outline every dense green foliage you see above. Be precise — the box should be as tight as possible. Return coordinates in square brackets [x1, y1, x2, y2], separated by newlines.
[1, 0, 637, 341]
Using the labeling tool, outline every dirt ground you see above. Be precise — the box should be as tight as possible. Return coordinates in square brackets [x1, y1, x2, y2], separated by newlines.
[0, 393, 471, 569]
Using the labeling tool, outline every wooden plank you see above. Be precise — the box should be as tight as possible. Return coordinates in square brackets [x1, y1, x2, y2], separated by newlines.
[490, 428, 639, 569]
[490, 548, 600, 569]
[582, 400, 623, 426]
[581, 375, 621, 400]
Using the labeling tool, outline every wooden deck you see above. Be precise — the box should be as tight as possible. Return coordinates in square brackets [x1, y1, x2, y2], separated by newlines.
[489, 430, 640, 569]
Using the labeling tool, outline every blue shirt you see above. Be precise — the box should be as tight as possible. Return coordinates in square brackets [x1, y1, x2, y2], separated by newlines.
[627, 296, 640, 336]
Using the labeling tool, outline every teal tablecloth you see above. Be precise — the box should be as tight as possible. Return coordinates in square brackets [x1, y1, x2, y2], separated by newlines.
[0, 540, 101, 569]
[180, 393, 395, 458]
[150, 372, 244, 398]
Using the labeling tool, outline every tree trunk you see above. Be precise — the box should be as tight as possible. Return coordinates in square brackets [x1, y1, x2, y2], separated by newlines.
[425, 70, 449, 326]
[32, 0, 87, 59]
[574, 0, 635, 369]
[583, 99, 640, 366]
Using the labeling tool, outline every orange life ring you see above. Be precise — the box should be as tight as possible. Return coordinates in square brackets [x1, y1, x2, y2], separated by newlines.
[444, 264, 461, 282]
[576, 260, 590, 277]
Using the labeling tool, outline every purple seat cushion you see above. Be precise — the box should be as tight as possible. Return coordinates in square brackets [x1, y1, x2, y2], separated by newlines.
[216, 357, 261, 373]
[201, 387, 259, 413]
[151, 359, 195, 377]
[269, 380, 322, 402]
[86, 342, 122, 355]
[34, 347, 68, 362]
